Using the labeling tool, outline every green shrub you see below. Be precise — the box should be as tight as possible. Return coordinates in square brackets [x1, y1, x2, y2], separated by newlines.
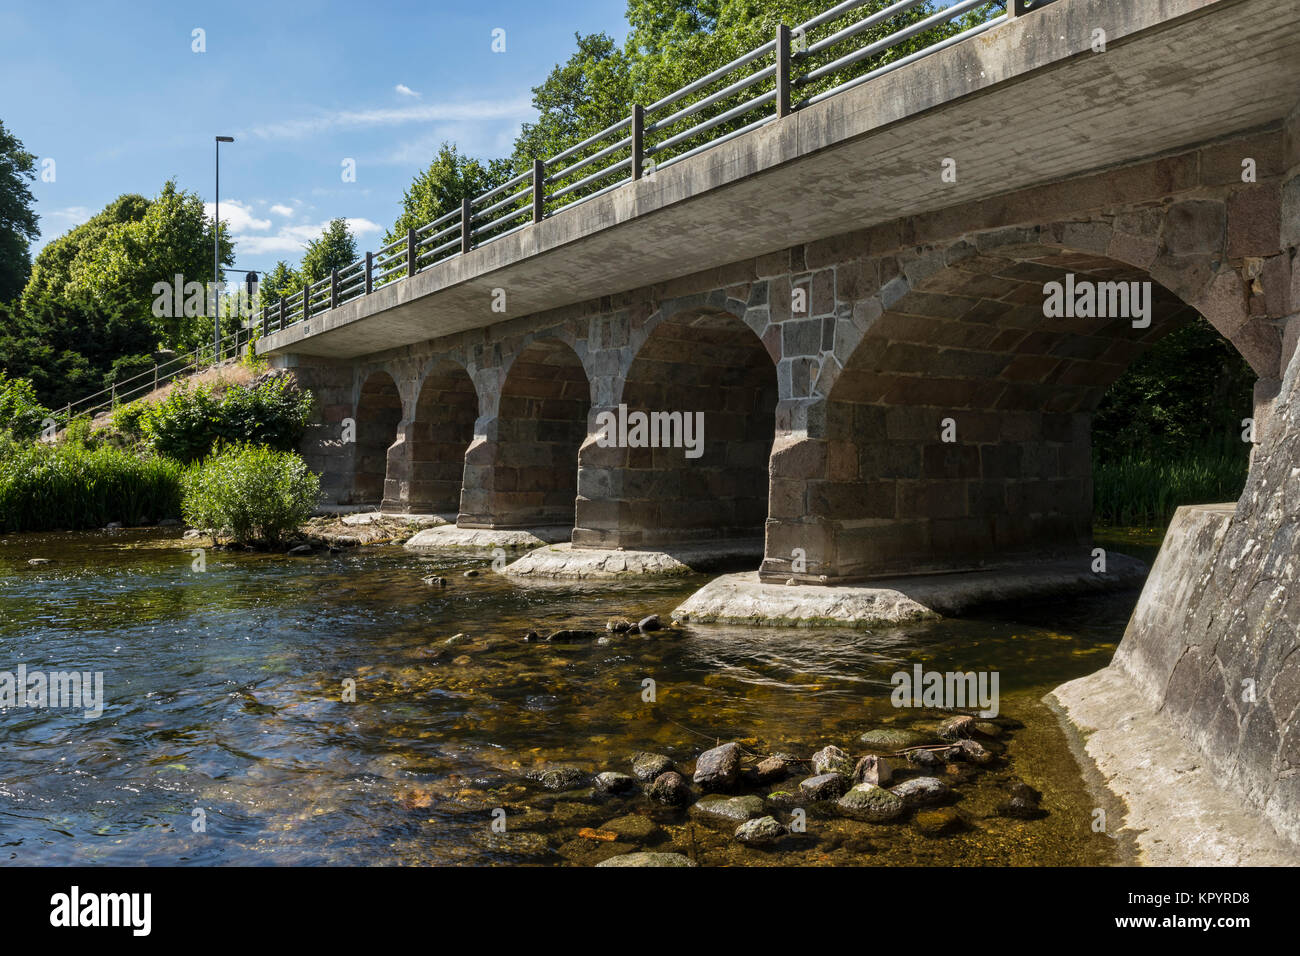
[144, 375, 313, 462]
[0, 441, 182, 531]
[61, 415, 99, 448]
[0, 371, 51, 442]
[181, 443, 320, 545]
[109, 400, 150, 441]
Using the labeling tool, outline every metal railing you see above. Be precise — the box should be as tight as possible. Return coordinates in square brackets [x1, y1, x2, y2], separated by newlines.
[248, 1, 1026, 338]
[58, 322, 259, 424]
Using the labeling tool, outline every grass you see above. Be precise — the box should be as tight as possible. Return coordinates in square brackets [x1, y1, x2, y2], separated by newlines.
[0, 441, 182, 532]
[1093, 451, 1249, 527]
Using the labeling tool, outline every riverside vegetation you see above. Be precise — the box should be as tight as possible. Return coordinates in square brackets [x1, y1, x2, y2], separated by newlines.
[0, 369, 317, 543]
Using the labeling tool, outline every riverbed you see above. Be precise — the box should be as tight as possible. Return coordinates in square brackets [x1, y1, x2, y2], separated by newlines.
[0, 528, 1145, 866]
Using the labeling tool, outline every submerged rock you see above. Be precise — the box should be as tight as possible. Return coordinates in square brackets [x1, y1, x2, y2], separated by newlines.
[288, 544, 313, 555]
[689, 794, 766, 824]
[734, 815, 787, 847]
[810, 745, 854, 776]
[606, 618, 633, 633]
[996, 782, 1046, 819]
[545, 629, 599, 643]
[600, 814, 664, 844]
[858, 728, 933, 750]
[593, 771, 638, 795]
[907, 748, 944, 770]
[422, 575, 449, 587]
[837, 783, 905, 822]
[945, 738, 994, 765]
[463, 569, 479, 578]
[914, 807, 965, 837]
[891, 776, 953, 808]
[531, 766, 589, 792]
[647, 771, 691, 807]
[765, 790, 802, 809]
[473, 830, 550, 856]
[637, 614, 661, 633]
[630, 751, 674, 782]
[693, 742, 742, 792]
[444, 633, 472, 646]
[799, 773, 850, 801]
[595, 852, 696, 867]
[756, 753, 800, 784]
[27, 558, 51, 566]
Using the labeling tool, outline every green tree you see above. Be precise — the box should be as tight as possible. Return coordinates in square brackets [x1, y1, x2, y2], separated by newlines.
[510, 35, 635, 170]
[384, 144, 512, 248]
[0, 293, 154, 409]
[260, 260, 301, 304]
[21, 193, 150, 310]
[1093, 317, 1255, 463]
[63, 180, 232, 351]
[0, 120, 39, 303]
[300, 217, 358, 285]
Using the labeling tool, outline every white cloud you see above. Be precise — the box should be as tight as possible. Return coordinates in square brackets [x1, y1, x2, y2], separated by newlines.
[394, 83, 420, 98]
[242, 97, 534, 141]
[40, 205, 92, 231]
[233, 218, 383, 257]
[203, 199, 271, 232]
[269, 203, 294, 217]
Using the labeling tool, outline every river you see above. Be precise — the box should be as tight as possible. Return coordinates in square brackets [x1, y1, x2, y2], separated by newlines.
[0, 527, 1158, 866]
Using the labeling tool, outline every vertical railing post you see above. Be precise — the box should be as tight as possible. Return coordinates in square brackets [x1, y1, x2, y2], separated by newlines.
[407, 227, 417, 279]
[631, 104, 644, 180]
[331, 268, 339, 309]
[461, 198, 472, 254]
[365, 251, 374, 294]
[302, 282, 310, 323]
[532, 159, 545, 224]
[279, 296, 286, 332]
[261, 304, 268, 338]
[776, 24, 792, 118]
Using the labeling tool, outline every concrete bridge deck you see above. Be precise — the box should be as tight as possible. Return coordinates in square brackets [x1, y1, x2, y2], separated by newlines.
[260, 0, 1300, 361]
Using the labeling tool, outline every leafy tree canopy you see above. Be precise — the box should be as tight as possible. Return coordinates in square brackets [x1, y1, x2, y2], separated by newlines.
[0, 119, 39, 303]
[383, 143, 513, 248]
[300, 217, 358, 285]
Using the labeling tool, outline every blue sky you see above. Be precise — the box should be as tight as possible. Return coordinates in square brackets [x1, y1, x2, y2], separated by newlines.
[0, 0, 630, 271]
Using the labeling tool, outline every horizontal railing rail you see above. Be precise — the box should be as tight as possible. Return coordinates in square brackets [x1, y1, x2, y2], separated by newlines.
[58, 321, 259, 425]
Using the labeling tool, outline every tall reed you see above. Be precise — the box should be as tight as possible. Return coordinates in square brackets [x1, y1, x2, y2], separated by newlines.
[1093, 451, 1248, 526]
[0, 441, 182, 532]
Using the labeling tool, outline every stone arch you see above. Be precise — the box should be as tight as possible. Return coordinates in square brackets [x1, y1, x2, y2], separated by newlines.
[574, 306, 778, 548]
[460, 337, 591, 529]
[764, 229, 1266, 581]
[383, 358, 480, 514]
[351, 369, 402, 506]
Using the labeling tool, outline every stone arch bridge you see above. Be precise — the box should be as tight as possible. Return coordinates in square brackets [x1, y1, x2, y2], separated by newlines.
[259, 0, 1300, 852]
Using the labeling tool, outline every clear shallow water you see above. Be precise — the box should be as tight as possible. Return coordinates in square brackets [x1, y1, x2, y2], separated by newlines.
[0, 529, 1134, 866]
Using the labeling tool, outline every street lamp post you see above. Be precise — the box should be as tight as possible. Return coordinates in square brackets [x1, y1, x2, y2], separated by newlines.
[214, 135, 234, 361]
